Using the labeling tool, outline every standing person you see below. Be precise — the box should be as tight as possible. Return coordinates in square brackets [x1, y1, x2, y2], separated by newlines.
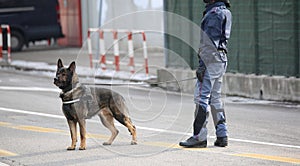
[179, 0, 232, 148]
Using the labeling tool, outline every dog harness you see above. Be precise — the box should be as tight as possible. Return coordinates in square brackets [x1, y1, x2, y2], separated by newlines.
[62, 98, 80, 104]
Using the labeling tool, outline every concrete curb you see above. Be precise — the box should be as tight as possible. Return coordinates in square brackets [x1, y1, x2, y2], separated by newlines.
[0, 62, 156, 83]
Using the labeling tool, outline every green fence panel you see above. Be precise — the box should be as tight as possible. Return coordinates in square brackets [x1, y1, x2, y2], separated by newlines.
[228, 0, 256, 74]
[164, 0, 300, 77]
[164, 0, 203, 70]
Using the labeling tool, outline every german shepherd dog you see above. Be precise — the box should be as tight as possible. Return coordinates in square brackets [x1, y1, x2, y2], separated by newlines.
[53, 59, 137, 150]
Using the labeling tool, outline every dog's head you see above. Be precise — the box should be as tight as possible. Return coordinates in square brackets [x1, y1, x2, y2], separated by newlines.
[54, 59, 78, 91]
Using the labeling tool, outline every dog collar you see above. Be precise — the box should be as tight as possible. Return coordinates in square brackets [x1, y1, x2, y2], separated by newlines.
[62, 98, 80, 105]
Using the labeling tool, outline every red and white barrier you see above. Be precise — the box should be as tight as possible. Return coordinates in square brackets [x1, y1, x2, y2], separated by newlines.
[141, 32, 149, 75]
[112, 31, 120, 71]
[0, 25, 11, 63]
[99, 30, 106, 70]
[87, 30, 93, 68]
[127, 32, 135, 74]
[87, 28, 149, 76]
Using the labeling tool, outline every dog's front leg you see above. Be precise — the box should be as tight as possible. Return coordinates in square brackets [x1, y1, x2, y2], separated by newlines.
[67, 120, 77, 150]
[78, 119, 86, 150]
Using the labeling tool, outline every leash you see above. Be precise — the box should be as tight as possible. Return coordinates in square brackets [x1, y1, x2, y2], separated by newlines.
[81, 77, 197, 86]
[60, 77, 196, 104]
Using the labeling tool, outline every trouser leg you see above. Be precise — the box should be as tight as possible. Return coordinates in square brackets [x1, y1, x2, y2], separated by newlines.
[193, 71, 211, 141]
[194, 71, 211, 108]
[193, 104, 209, 141]
[211, 105, 227, 137]
[210, 76, 228, 138]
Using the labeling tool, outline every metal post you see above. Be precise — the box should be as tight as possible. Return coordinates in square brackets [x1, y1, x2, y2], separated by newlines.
[188, 0, 195, 69]
[295, 0, 299, 78]
[254, 0, 260, 75]
[163, 0, 169, 68]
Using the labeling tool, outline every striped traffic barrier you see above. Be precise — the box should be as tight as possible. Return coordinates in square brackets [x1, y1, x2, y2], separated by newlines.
[141, 32, 149, 76]
[112, 30, 120, 71]
[99, 30, 106, 70]
[127, 32, 135, 74]
[0, 25, 11, 63]
[87, 29, 149, 76]
[87, 30, 93, 68]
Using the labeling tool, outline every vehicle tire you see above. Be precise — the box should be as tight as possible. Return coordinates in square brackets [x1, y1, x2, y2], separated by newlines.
[10, 30, 25, 52]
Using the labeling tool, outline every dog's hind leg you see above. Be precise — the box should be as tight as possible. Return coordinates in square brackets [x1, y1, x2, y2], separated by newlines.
[99, 108, 119, 145]
[78, 119, 87, 150]
[67, 120, 77, 150]
[110, 99, 137, 145]
[123, 117, 137, 145]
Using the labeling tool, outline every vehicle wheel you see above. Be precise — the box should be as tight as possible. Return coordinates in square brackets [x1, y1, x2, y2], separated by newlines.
[10, 30, 25, 52]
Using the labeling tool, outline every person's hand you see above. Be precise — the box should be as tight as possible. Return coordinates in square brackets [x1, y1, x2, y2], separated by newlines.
[196, 66, 206, 82]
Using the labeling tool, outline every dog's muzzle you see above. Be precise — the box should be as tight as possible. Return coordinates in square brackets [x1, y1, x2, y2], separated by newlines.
[53, 77, 59, 85]
[54, 77, 64, 88]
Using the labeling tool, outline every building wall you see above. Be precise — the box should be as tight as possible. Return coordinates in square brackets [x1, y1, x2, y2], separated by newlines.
[58, 0, 82, 46]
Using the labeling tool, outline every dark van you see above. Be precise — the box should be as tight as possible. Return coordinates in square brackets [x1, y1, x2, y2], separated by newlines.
[0, 0, 64, 51]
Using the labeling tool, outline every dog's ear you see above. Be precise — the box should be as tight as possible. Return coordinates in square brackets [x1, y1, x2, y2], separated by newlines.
[57, 59, 64, 69]
[68, 61, 76, 72]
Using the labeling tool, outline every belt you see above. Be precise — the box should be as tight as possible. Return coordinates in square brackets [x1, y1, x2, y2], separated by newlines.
[217, 49, 227, 54]
[218, 48, 227, 54]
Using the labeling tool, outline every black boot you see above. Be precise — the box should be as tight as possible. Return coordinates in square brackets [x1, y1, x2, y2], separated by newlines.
[214, 136, 228, 147]
[179, 137, 207, 148]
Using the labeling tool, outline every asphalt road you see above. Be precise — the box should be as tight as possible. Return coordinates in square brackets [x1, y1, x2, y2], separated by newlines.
[0, 69, 300, 166]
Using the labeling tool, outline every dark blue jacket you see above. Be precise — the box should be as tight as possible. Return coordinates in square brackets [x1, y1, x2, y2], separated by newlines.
[201, 2, 232, 53]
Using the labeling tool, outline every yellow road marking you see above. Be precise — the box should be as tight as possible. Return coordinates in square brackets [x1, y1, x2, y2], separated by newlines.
[0, 121, 65, 133]
[1, 121, 300, 164]
[233, 153, 300, 164]
[0, 122, 12, 127]
[0, 149, 17, 156]
[143, 142, 208, 151]
[12, 125, 63, 133]
[86, 133, 109, 139]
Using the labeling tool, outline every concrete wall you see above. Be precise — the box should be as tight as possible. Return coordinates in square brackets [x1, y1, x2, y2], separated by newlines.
[224, 73, 300, 102]
[157, 69, 300, 102]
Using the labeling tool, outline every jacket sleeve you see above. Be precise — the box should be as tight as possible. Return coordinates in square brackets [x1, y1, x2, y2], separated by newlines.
[202, 11, 224, 48]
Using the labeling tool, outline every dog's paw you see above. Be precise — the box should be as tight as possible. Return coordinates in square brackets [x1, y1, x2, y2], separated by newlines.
[131, 141, 137, 145]
[79, 146, 86, 150]
[102, 142, 111, 146]
[67, 146, 76, 151]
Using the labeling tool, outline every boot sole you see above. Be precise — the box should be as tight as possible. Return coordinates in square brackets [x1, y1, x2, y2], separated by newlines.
[214, 142, 228, 147]
[179, 142, 207, 148]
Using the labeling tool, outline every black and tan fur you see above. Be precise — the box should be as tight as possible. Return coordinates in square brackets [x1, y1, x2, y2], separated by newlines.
[53, 59, 137, 150]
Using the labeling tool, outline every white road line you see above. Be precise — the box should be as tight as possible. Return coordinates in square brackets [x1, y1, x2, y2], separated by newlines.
[0, 106, 300, 149]
[0, 86, 60, 92]
[0, 107, 64, 119]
